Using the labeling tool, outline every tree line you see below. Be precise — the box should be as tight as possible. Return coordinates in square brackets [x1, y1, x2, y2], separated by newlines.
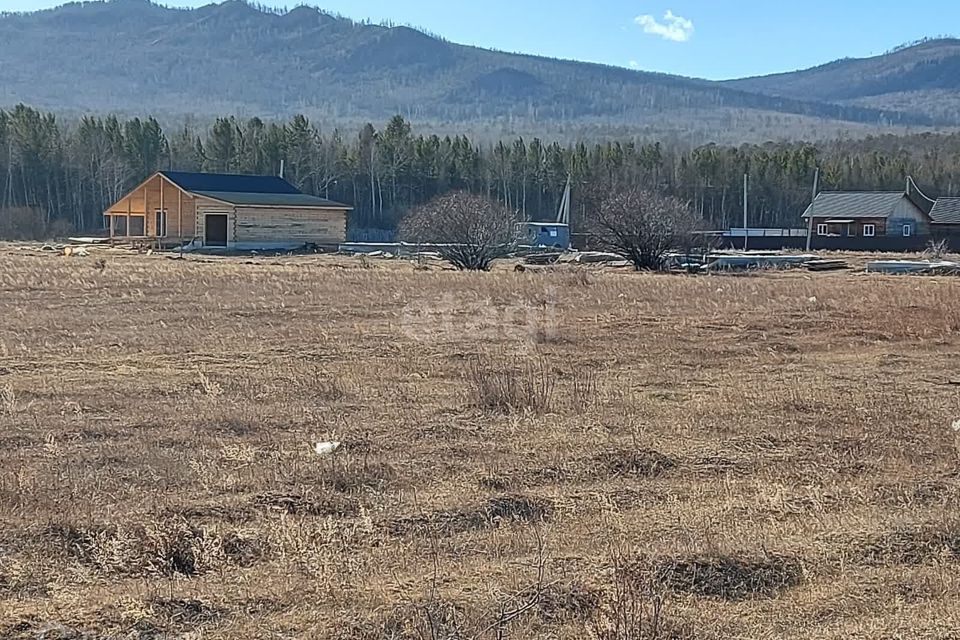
[4, 104, 960, 239]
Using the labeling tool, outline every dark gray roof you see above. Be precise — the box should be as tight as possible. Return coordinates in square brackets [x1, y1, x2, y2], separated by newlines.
[930, 198, 960, 224]
[159, 171, 350, 209]
[161, 171, 300, 194]
[801, 192, 910, 219]
[194, 191, 351, 208]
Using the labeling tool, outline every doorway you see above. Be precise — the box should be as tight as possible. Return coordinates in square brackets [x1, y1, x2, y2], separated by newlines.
[205, 214, 228, 247]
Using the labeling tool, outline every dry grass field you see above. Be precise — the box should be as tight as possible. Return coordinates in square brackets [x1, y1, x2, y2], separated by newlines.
[2, 246, 960, 639]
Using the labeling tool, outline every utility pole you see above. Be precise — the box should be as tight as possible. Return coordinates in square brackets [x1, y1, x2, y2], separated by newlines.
[743, 173, 749, 252]
[805, 167, 820, 252]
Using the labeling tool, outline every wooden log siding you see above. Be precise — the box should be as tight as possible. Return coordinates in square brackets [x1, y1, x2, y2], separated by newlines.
[234, 207, 348, 244]
[196, 202, 235, 244]
[105, 175, 196, 239]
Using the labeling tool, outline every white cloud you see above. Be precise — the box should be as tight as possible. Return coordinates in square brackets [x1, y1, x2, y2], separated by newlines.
[628, 60, 640, 69]
[634, 9, 694, 43]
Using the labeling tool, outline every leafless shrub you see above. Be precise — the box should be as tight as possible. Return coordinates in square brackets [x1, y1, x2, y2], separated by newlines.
[590, 557, 690, 640]
[466, 355, 555, 414]
[585, 187, 704, 271]
[924, 237, 951, 261]
[653, 554, 803, 601]
[570, 368, 600, 413]
[400, 191, 518, 271]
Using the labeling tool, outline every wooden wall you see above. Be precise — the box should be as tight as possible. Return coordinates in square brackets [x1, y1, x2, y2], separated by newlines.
[196, 201, 236, 244]
[234, 207, 348, 245]
[104, 174, 197, 240]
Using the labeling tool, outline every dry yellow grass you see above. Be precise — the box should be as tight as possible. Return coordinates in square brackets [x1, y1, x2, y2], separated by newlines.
[1, 247, 960, 639]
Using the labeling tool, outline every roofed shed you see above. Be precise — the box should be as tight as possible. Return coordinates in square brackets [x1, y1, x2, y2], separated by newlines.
[103, 171, 352, 249]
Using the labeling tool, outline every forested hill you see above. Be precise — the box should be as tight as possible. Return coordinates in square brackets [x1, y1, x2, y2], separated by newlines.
[726, 39, 960, 124]
[0, 0, 947, 137]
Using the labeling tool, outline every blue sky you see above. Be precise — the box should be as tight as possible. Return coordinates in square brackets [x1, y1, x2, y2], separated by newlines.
[5, 0, 958, 79]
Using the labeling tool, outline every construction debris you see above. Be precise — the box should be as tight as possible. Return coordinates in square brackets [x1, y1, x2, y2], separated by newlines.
[67, 237, 109, 245]
[569, 251, 625, 264]
[315, 441, 341, 455]
[866, 260, 960, 275]
[702, 253, 818, 271]
[523, 252, 563, 266]
[806, 259, 849, 272]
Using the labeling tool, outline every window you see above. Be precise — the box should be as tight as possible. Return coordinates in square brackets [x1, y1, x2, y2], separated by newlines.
[863, 224, 876, 237]
[128, 216, 145, 237]
[903, 224, 913, 237]
[155, 209, 167, 237]
[817, 223, 828, 236]
[548, 228, 558, 238]
[111, 215, 127, 236]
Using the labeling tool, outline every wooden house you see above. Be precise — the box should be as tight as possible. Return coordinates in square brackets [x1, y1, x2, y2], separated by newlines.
[103, 171, 351, 249]
[800, 177, 936, 242]
[930, 198, 960, 234]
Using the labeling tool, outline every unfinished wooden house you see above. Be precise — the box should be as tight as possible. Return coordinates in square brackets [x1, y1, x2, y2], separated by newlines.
[103, 171, 351, 249]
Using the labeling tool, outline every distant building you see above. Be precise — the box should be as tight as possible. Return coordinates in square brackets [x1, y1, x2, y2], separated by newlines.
[801, 185, 933, 240]
[517, 222, 571, 249]
[930, 198, 960, 234]
[103, 171, 352, 249]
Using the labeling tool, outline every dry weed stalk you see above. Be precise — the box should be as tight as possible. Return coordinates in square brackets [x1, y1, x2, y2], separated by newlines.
[467, 354, 556, 414]
[0, 385, 15, 415]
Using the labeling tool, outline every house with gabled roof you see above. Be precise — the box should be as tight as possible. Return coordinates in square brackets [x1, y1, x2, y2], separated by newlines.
[930, 198, 960, 234]
[801, 177, 935, 241]
[103, 171, 352, 249]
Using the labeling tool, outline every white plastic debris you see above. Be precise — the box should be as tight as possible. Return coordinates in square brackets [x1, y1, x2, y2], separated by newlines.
[315, 441, 341, 455]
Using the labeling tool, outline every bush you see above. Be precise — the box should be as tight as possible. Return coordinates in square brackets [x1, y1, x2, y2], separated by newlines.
[400, 191, 517, 271]
[466, 355, 555, 414]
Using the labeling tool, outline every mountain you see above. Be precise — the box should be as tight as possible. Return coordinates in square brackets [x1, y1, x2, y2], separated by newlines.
[726, 39, 960, 124]
[0, 1, 955, 140]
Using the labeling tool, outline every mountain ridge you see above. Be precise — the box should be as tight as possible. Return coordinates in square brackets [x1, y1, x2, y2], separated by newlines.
[0, 0, 956, 138]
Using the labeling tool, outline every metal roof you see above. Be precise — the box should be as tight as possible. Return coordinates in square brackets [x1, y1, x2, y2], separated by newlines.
[194, 191, 351, 208]
[801, 192, 909, 219]
[159, 171, 350, 209]
[161, 171, 300, 194]
[930, 198, 960, 224]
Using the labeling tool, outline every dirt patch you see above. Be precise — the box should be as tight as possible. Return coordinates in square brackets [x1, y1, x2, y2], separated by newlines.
[857, 524, 960, 565]
[654, 555, 803, 600]
[253, 491, 360, 517]
[387, 495, 553, 537]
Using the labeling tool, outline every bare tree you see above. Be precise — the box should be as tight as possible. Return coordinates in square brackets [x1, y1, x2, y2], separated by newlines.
[586, 188, 703, 271]
[400, 191, 517, 271]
